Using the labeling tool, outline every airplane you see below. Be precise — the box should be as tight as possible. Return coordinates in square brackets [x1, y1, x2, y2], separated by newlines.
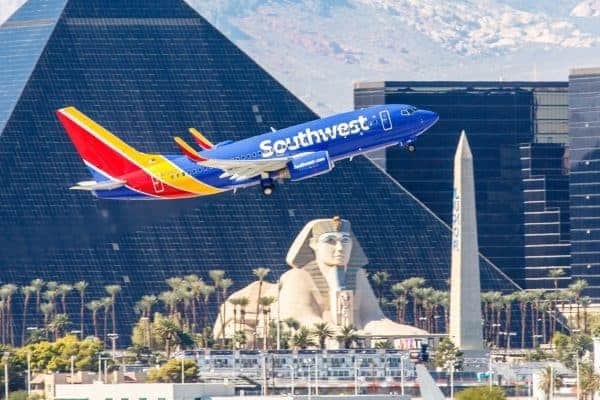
[55, 105, 438, 200]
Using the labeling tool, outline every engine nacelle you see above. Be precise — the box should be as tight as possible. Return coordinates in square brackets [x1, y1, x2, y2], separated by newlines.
[287, 151, 334, 181]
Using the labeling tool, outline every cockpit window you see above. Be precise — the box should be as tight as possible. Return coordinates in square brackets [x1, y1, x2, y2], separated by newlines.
[402, 106, 417, 116]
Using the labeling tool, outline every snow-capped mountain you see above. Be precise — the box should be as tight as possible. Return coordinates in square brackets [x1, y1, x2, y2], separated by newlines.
[2, 0, 600, 115]
[571, 0, 600, 17]
[188, 0, 600, 113]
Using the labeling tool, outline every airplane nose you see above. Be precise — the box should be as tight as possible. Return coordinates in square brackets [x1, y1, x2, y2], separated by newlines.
[419, 110, 439, 128]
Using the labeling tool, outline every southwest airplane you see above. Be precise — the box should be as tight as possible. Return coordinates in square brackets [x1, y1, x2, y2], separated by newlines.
[56, 105, 438, 200]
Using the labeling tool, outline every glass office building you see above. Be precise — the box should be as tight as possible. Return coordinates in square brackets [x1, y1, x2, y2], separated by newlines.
[520, 143, 570, 289]
[569, 68, 600, 300]
[355, 82, 569, 288]
[0, 0, 525, 345]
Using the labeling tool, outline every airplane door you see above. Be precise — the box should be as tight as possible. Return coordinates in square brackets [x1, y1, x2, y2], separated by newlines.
[379, 110, 392, 131]
[151, 175, 165, 193]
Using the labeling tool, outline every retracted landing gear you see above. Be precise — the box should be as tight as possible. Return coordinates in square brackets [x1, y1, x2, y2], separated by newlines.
[260, 174, 274, 196]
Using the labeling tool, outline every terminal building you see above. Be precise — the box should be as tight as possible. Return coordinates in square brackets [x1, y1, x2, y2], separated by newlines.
[569, 68, 600, 300]
[0, 0, 524, 344]
[355, 82, 570, 290]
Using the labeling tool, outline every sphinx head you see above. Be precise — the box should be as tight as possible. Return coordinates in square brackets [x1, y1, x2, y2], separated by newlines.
[286, 216, 368, 270]
[309, 217, 353, 268]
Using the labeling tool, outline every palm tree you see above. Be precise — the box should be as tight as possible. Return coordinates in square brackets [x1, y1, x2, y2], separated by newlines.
[291, 326, 315, 350]
[40, 302, 55, 329]
[43, 289, 58, 320]
[135, 295, 157, 319]
[1, 284, 18, 345]
[529, 290, 545, 347]
[219, 278, 234, 344]
[258, 296, 276, 350]
[312, 322, 334, 349]
[401, 277, 426, 326]
[538, 366, 562, 400]
[56, 283, 72, 315]
[412, 287, 430, 330]
[30, 279, 45, 314]
[229, 298, 242, 333]
[501, 293, 515, 348]
[581, 296, 592, 334]
[544, 290, 559, 339]
[370, 271, 389, 306]
[48, 313, 71, 340]
[20, 285, 36, 345]
[159, 291, 179, 317]
[105, 284, 122, 334]
[86, 300, 102, 338]
[238, 297, 250, 330]
[391, 283, 407, 323]
[515, 291, 531, 349]
[338, 325, 359, 349]
[73, 281, 88, 338]
[569, 279, 588, 330]
[252, 267, 270, 349]
[418, 287, 435, 332]
[100, 296, 113, 339]
[438, 291, 450, 333]
[199, 285, 215, 329]
[185, 274, 204, 333]
[548, 268, 565, 290]
[155, 317, 180, 357]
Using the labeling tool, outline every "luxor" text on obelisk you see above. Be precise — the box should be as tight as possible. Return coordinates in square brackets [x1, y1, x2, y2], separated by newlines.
[449, 131, 484, 351]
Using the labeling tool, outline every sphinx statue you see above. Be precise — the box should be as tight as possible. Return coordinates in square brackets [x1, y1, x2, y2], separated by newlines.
[214, 216, 427, 347]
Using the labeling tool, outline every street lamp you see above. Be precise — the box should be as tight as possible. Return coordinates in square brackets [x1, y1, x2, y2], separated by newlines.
[499, 331, 517, 353]
[400, 354, 406, 396]
[26, 351, 31, 397]
[107, 333, 119, 360]
[3, 351, 9, 400]
[285, 364, 295, 395]
[70, 355, 75, 384]
[97, 354, 111, 383]
[354, 356, 359, 396]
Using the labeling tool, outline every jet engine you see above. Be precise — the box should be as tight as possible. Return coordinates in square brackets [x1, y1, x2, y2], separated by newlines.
[284, 151, 334, 181]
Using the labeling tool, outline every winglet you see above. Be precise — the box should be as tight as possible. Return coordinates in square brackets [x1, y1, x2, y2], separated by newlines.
[189, 128, 214, 150]
[174, 136, 207, 162]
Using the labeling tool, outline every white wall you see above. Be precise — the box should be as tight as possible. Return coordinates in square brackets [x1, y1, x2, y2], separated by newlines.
[55, 383, 234, 400]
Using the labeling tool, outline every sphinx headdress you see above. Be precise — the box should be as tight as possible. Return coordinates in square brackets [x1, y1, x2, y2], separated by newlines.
[285, 216, 368, 268]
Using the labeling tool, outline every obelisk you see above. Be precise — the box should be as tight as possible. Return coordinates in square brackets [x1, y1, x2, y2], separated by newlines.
[449, 131, 484, 351]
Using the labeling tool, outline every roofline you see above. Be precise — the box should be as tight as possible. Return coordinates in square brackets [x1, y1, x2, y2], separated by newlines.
[569, 67, 600, 77]
[354, 81, 568, 89]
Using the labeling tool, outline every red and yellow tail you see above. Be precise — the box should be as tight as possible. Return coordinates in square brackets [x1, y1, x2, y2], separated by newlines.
[56, 107, 153, 180]
[56, 107, 221, 198]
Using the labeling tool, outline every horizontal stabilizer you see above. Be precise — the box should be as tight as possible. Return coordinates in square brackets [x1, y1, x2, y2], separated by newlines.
[174, 136, 207, 162]
[189, 128, 214, 150]
[70, 179, 125, 191]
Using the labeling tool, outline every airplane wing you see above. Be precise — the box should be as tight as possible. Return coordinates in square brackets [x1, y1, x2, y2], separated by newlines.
[199, 157, 290, 181]
[172, 135, 291, 181]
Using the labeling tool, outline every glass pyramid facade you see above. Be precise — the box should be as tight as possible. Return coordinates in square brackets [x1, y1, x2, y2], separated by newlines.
[0, 0, 523, 344]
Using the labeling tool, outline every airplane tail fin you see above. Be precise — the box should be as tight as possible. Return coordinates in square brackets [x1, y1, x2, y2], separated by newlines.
[56, 107, 146, 182]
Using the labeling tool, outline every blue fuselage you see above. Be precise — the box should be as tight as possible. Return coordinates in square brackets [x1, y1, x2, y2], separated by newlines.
[97, 104, 438, 199]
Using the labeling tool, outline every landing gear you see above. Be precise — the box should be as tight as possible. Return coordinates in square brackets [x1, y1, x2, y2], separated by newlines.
[260, 176, 274, 196]
[407, 144, 416, 152]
